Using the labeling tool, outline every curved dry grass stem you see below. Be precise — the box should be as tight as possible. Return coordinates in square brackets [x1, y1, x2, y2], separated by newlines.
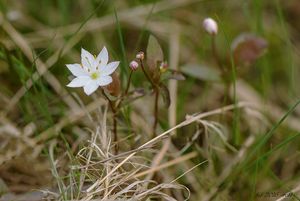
[276, 183, 300, 201]
[23, 0, 204, 40]
[70, 110, 190, 201]
[85, 102, 253, 196]
[202, 133, 256, 201]
[0, 14, 80, 114]
[1, 1, 298, 200]
[135, 152, 198, 178]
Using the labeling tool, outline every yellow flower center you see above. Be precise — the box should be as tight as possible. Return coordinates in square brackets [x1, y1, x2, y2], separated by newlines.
[91, 72, 99, 80]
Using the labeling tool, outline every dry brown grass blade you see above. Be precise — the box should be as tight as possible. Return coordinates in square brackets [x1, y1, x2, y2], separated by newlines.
[5, 32, 83, 115]
[200, 79, 300, 200]
[0, 98, 105, 166]
[202, 132, 256, 201]
[235, 79, 300, 131]
[276, 183, 300, 201]
[135, 151, 198, 178]
[85, 102, 253, 196]
[0, 116, 35, 147]
[2, 0, 190, 116]
[24, 0, 204, 40]
[1, 0, 201, 117]
[2, 10, 84, 111]
[36, 98, 106, 143]
[0, 116, 38, 165]
[168, 25, 180, 136]
[0, 14, 80, 114]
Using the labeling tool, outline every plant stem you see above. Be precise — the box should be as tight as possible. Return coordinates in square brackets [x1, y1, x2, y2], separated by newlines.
[211, 36, 225, 75]
[112, 111, 118, 154]
[115, 70, 134, 110]
[153, 88, 159, 137]
[139, 59, 156, 87]
[124, 70, 133, 96]
[102, 89, 118, 154]
[104, 70, 134, 154]
[211, 36, 230, 103]
[139, 59, 161, 138]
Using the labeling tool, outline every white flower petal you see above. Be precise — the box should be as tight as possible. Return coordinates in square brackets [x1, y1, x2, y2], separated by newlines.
[100, 61, 119, 76]
[67, 47, 119, 96]
[83, 81, 99, 95]
[96, 46, 108, 66]
[96, 75, 112, 86]
[81, 48, 96, 71]
[66, 64, 87, 76]
[67, 76, 90, 87]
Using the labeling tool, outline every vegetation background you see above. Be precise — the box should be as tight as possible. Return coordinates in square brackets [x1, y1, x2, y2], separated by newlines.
[0, 0, 300, 200]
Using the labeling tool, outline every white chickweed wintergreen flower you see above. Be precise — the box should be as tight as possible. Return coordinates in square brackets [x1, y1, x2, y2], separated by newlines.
[66, 47, 119, 96]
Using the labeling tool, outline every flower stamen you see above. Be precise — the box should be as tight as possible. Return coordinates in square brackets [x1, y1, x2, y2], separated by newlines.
[91, 72, 99, 80]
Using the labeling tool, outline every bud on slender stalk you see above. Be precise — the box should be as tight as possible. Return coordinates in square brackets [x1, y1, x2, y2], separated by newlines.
[136, 51, 144, 60]
[203, 18, 218, 35]
[129, 60, 139, 71]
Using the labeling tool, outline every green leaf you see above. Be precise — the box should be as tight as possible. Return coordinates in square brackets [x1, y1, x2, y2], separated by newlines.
[231, 33, 268, 66]
[181, 63, 221, 82]
[161, 69, 185, 81]
[146, 35, 163, 82]
[159, 83, 170, 108]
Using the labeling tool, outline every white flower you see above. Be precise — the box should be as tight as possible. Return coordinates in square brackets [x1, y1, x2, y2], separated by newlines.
[66, 47, 119, 95]
[203, 18, 218, 35]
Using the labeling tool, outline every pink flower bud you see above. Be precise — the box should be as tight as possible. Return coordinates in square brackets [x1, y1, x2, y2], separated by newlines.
[129, 60, 139, 71]
[136, 51, 144, 60]
[203, 18, 218, 35]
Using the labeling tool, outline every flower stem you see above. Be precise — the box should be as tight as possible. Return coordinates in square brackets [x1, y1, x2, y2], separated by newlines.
[211, 36, 229, 103]
[115, 70, 134, 110]
[153, 88, 159, 137]
[139, 59, 161, 138]
[139, 59, 156, 87]
[112, 112, 118, 154]
[124, 70, 133, 96]
[211, 36, 225, 75]
[102, 89, 118, 154]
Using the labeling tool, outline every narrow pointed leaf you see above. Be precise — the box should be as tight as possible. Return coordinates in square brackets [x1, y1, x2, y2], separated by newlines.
[231, 33, 268, 66]
[159, 83, 171, 108]
[161, 69, 186, 81]
[146, 35, 163, 82]
[181, 63, 221, 82]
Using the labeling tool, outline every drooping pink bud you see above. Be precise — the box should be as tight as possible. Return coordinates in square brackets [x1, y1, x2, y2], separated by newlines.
[136, 51, 144, 60]
[203, 18, 218, 35]
[129, 60, 139, 71]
